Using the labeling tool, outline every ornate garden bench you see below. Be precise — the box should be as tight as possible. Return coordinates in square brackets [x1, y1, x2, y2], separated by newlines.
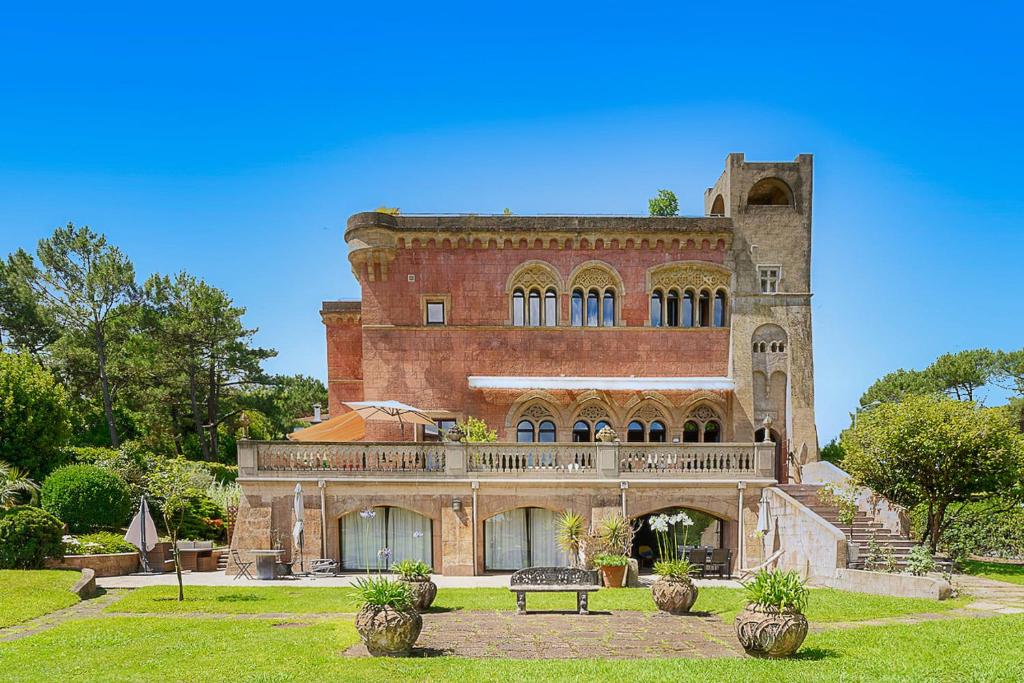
[508, 567, 601, 615]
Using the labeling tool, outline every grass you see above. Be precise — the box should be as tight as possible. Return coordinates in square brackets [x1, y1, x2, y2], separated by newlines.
[108, 585, 967, 623]
[0, 570, 81, 628]
[1, 613, 1023, 681]
[962, 559, 1024, 586]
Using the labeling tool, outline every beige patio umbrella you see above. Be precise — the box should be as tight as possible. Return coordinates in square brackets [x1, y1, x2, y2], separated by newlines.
[343, 400, 435, 440]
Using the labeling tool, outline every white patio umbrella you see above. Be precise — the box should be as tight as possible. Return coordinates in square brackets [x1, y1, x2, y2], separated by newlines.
[756, 492, 772, 535]
[343, 400, 436, 440]
[292, 482, 305, 574]
[125, 496, 158, 573]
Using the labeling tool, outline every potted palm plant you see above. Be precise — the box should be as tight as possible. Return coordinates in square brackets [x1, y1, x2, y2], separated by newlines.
[352, 576, 422, 656]
[734, 569, 809, 658]
[593, 513, 634, 587]
[648, 512, 698, 613]
[391, 558, 437, 611]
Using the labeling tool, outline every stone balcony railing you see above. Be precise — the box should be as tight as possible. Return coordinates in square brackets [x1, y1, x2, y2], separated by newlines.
[238, 440, 776, 481]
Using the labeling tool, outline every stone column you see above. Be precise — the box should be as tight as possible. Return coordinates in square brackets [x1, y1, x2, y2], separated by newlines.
[237, 439, 257, 477]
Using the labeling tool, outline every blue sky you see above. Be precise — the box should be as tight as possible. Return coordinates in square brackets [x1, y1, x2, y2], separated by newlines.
[1, 2, 1022, 441]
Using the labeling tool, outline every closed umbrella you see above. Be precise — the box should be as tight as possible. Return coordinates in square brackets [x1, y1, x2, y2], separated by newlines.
[756, 493, 772, 535]
[125, 496, 158, 573]
[292, 483, 305, 574]
[343, 400, 435, 440]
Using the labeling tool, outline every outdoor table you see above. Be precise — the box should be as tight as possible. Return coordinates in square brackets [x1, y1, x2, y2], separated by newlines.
[249, 550, 285, 579]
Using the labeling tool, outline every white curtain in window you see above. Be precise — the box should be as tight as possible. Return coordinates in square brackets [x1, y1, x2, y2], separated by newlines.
[387, 508, 432, 568]
[341, 507, 385, 570]
[527, 508, 569, 567]
[485, 509, 528, 570]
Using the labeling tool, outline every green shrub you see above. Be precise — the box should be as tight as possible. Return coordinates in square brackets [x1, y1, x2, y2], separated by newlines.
[914, 500, 1024, 562]
[593, 553, 629, 567]
[0, 506, 64, 568]
[64, 531, 136, 555]
[202, 462, 238, 484]
[178, 490, 227, 541]
[653, 558, 696, 581]
[350, 576, 413, 610]
[40, 464, 132, 532]
[743, 569, 809, 613]
[0, 352, 73, 480]
[66, 444, 162, 499]
[905, 545, 937, 576]
[391, 559, 431, 581]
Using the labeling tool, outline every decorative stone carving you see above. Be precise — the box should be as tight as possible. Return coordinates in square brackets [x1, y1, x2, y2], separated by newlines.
[692, 406, 718, 422]
[511, 263, 560, 292]
[651, 264, 729, 292]
[596, 426, 618, 443]
[571, 266, 618, 292]
[578, 404, 609, 421]
[734, 605, 809, 658]
[521, 404, 553, 419]
[354, 604, 423, 656]
[651, 577, 699, 614]
[632, 403, 666, 423]
[399, 578, 438, 612]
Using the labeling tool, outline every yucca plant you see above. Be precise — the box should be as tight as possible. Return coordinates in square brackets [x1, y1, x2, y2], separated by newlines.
[391, 559, 431, 581]
[0, 461, 40, 509]
[743, 569, 809, 613]
[351, 576, 414, 610]
[555, 510, 585, 566]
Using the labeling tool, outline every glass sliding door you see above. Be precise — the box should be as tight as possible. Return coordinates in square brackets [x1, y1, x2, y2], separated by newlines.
[484, 507, 569, 570]
[340, 506, 432, 570]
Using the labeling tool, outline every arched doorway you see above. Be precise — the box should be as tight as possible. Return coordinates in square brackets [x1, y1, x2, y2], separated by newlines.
[755, 428, 785, 481]
[632, 507, 724, 570]
[484, 507, 568, 571]
[339, 506, 433, 571]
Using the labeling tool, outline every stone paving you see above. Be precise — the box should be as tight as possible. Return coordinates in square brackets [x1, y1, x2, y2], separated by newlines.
[344, 610, 744, 659]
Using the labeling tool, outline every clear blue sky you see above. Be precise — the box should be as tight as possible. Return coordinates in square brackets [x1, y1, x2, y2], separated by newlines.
[2, 2, 1022, 441]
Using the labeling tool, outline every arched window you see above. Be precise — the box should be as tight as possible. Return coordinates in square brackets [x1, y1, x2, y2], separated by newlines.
[713, 291, 726, 327]
[516, 420, 535, 442]
[538, 420, 556, 442]
[683, 420, 700, 443]
[602, 291, 615, 326]
[682, 291, 694, 327]
[778, 342, 785, 352]
[710, 194, 725, 216]
[544, 289, 557, 326]
[651, 290, 663, 327]
[747, 178, 793, 206]
[572, 421, 592, 442]
[627, 421, 645, 442]
[571, 290, 583, 326]
[703, 420, 721, 443]
[586, 290, 599, 326]
[594, 420, 611, 436]
[528, 290, 541, 327]
[666, 291, 679, 327]
[752, 342, 759, 353]
[698, 291, 711, 327]
[648, 421, 666, 443]
[512, 289, 525, 326]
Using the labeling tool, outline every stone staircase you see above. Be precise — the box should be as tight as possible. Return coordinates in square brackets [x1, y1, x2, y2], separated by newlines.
[778, 484, 946, 571]
[216, 551, 229, 572]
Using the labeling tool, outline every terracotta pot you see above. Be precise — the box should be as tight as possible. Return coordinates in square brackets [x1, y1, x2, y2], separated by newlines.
[599, 564, 627, 588]
[651, 576, 698, 614]
[400, 578, 438, 611]
[354, 604, 423, 656]
[734, 604, 809, 658]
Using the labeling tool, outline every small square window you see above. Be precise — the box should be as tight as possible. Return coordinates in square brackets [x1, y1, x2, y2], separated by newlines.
[758, 266, 780, 294]
[426, 301, 446, 325]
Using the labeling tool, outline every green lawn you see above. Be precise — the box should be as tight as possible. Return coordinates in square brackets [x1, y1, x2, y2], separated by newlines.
[0, 570, 81, 628]
[109, 585, 966, 624]
[1, 613, 1022, 682]
[962, 559, 1024, 586]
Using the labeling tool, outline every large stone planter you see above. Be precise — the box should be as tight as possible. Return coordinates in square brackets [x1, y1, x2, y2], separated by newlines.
[651, 576, 698, 614]
[354, 605, 423, 656]
[400, 578, 437, 611]
[734, 604, 809, 658]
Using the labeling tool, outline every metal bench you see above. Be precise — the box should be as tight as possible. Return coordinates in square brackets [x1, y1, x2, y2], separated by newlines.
[508, 567, 601, 615]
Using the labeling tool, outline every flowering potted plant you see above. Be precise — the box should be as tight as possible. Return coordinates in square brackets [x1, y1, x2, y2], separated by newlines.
[649, 511, 698, 614]
[593, 553, 629, 587]
[352, 576, 422, 656]
[392, 558, 436, 611]
[734, 569, 809, 658]
[596, 426, 618, 443]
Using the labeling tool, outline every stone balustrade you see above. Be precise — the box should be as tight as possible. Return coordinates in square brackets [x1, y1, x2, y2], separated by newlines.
[239, 440, 776, 481]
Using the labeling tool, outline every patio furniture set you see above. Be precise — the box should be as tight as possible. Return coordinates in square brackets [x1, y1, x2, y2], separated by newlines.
[679, 546, 733, 578]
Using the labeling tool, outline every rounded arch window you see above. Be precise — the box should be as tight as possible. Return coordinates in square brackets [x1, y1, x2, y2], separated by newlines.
[651, 290, 663, 327]
[528, 290, 541, 326]
[648, 420, 666, 443]
[602, 291, 615, 326]
[698, 290, 711, 327]
[516, 420, 535, 443]
[586, 290, 599, 326]
[682, 291, 695, 327]
[666, 290, 679, 327]
[713, 291, 727, 327]
[627, 420, 645, 442]
[747, 177, 794, 206]
[572, 421, 592, 442]
[544, 289, 557, 326]
[571, 290, 584, 326]
[594, 419, 611, 435]
[710, 194, 725, 216]
[703, 420, 721, 443]
[538, 420, 556, 442]
[512, 289, 525, 326]
[683, 420, 700, 443]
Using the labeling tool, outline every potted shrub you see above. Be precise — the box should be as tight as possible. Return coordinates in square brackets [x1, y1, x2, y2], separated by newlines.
[593, 553, 629, 587]
[734, 569, 809, 658]
[596, 426, 618, 443]
[648, 512, 699, 614]
[392, 559, 437, 611]
[352, 576, 422, 656]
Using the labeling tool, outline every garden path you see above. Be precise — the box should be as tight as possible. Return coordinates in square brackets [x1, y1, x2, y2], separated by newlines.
[0, 589, 126, 643]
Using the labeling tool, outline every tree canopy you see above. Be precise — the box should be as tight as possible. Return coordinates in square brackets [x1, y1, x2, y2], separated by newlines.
[648, 189, 679, 217]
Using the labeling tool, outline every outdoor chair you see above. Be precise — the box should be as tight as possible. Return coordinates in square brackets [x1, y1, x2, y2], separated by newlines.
[706, 548, 732, 578]
[638, 545, 655, 568]
[309, 558, 338, 577]
[686, 547, 707, 577]
[230, 549, 255, 580]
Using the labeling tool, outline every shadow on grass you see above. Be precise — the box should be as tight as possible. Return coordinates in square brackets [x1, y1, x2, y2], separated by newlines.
[790, 647, 839, 661]
[214, 594, 267, 603]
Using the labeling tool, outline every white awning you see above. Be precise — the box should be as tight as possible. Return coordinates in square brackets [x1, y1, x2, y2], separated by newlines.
[467, 376, 735, 391]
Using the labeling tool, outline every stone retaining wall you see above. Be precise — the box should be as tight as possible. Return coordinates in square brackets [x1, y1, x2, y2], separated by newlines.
[47, 552, 139, 577]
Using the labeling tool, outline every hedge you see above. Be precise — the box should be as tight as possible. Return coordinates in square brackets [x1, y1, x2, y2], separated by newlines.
[0, 506, 64, 569]
[41, 464, 133, 533]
